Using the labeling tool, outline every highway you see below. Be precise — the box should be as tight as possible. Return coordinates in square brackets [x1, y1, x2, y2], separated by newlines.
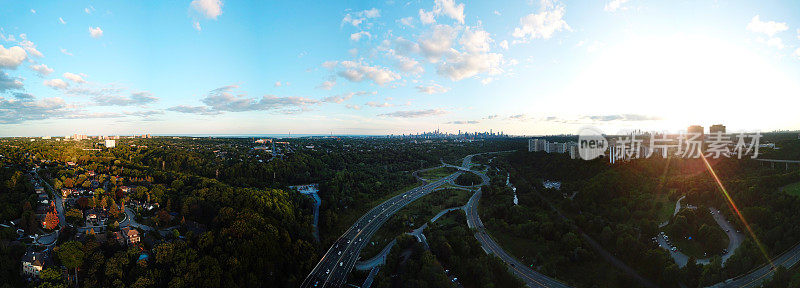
[465, 188, 572, 288]
[300, 157, 470, 287]
[453, 152, 571, 288]
[708, 241, 800, 288]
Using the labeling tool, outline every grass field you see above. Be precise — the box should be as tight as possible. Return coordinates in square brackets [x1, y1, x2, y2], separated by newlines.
[783, 181, 800, 197]
[655, 190, 677, 224]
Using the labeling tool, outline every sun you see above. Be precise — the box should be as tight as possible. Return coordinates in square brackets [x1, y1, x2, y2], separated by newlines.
[560, 34, 800, 132]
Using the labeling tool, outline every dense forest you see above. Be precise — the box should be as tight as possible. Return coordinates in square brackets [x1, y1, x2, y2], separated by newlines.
[0, 137, 525, 288]
[493, 150, 800, 287]
[372, 211, 526, 288]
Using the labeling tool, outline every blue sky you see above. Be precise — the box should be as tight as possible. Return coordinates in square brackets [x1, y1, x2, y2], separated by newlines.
[1, 0, 800, 136]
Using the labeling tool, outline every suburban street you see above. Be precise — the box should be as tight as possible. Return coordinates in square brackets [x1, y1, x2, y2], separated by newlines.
[31, 168, 63, 248]
[33, 168, 66, 228]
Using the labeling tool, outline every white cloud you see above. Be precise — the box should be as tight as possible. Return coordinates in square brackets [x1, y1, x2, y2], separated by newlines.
[512, 2, 570, 42]
[746, 15, 788, 37]
[60, 48, 73, 56]
[433, 0, 465, 24]
[460, 27, 492, 53]
[191, 85, 318, 114]
[419, 25, 458, 62]
[58, 17, 67, 24]
[342, 8, 380, 27]
[508, 114, 527, 120]
[29, 64, 54, 76]
[346, 104, 361, 110]
[0, 96, 71, 124]
[480, 77, 494, 85]
[93, 91, 158, 106]
[415, 84, 450, 94]
[434, 26, 505, 81]
[447, 120, 479, 124]
[326, 61, 400, 85]
[381, 43, 424, 74]
[274, 81, 283, 87]
[361, 8, 380, 18]
[44, 79, 69, 89]
[167, 105, 219, 115]
[393, 37, 421, 56]
[350, 31, 371, 41]
[316, 80, 336, 90]
[191, 0, 224, 19]
[378, 109, 447, 118]
[30, 9, 36, 14]
[797, 28, 800, 39]
[89, 26, 103, 38]
[321, 91, 374, 104]
[63, 72, 86, 83]
[437, 50, 503, 81]
[84, 6, 95, 14]
[365, 101, 394, 108]
[419, 9, 436, 25]
[763, 37, 784, 49]
[794, 47, 800, 59]
[604, 0, 630, 12]
[193, 21, 202, 31]
[322, 94, 350, 103]
[0, 45, 27, 69]
[17, 34, 43, 58]
[0, 72, 24, 92]
[392, 53, 424, 74]
[419, 0, 465, 25]
[494, 10, 501, 16]
[399, 17, 414, 27]
[499, 40, 509, 50]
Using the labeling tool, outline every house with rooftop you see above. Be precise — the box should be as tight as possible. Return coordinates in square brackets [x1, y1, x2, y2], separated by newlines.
[21, 251, 50, 279]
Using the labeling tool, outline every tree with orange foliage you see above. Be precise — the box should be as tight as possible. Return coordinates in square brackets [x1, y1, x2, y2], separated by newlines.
[44, 210, 59, 230]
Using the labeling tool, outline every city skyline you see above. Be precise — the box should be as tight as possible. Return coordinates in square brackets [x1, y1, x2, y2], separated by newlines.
[2, 0, 800, 137]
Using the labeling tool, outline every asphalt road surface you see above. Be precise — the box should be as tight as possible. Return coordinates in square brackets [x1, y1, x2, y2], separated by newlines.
[465, 188, 572, 288]
[708, 241, 800, 288]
